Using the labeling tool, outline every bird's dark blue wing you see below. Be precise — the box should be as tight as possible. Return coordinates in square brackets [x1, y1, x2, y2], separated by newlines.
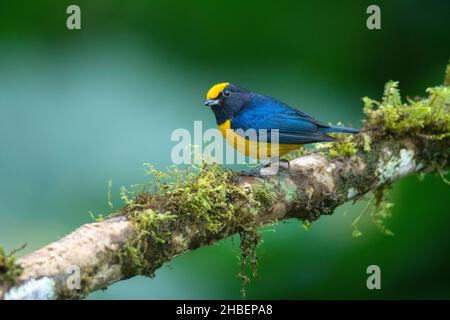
[230, 94, 334, 144]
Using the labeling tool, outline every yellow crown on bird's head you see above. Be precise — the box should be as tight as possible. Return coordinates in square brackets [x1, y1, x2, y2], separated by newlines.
[206, 82, 229, 100]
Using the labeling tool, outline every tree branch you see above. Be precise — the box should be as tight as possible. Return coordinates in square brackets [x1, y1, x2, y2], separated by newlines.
[1, 69, 449, 300]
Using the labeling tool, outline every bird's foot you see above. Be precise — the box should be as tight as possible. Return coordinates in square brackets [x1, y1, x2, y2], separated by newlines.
[243, 159, 290, 177]
[279, 159, 290, 169]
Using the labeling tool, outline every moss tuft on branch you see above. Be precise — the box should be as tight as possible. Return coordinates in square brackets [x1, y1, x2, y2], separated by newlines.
[116, 163, 276, 293]
[363, 81, 450, 140]
[0, 246, 23, 288]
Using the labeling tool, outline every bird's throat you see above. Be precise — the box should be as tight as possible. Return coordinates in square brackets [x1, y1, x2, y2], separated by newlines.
[211, 106, 230, 126]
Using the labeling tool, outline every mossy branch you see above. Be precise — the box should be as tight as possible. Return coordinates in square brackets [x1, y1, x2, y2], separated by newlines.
[1, 63, 449, 300]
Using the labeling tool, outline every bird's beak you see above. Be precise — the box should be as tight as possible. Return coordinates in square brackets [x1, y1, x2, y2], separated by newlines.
[204, 99, 221, 107]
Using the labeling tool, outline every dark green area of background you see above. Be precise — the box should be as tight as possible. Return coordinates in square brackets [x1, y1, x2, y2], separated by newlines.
[0, 0, 449, 299]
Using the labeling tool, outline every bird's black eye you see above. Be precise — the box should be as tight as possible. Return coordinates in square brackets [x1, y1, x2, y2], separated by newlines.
[223, 90, 231, 97]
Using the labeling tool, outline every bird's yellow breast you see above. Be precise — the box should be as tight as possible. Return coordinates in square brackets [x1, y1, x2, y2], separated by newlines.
[218, 120, 302, 159]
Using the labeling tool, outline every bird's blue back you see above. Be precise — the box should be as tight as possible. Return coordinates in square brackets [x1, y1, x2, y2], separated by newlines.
[231, 93, 335, 144]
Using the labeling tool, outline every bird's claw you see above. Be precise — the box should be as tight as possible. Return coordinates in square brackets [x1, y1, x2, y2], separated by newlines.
[242, 159, 290, 177]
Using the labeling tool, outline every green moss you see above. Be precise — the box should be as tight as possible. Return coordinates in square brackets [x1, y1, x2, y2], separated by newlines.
[302, 220, 312, 231]
[438, 170, 450, 186]
[371, 187, 395, 236]
[316, 63, 449, 163]
[277, 63, 448, 162]
[284, 147, 310, 160]
[237, 228, 261, 298]
[327, 134, 358, 158]
[351, 187, 394, 238]
[0, 245, 23, 287]
[363, 80, 450, 139]
[107, 179, 114, 210]
[119, 209, 177, 276]
[309, 131, 358, 158]
[361, 65, 450, 186]
[362, 133, 372, 152]
[444, 59, 450, 86]
[116, 162, 276, 295]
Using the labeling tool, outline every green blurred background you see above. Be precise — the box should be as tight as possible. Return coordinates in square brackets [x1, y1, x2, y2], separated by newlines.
[1, 0, 449, 299]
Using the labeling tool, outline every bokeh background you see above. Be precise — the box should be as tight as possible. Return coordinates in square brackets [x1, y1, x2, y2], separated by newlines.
[1, 0, 449, 299]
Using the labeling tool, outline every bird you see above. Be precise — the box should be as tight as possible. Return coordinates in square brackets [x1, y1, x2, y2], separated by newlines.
[204, 82, 359, 161]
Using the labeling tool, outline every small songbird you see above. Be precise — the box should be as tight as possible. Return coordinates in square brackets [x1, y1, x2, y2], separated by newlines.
[204, 82, 359, 160]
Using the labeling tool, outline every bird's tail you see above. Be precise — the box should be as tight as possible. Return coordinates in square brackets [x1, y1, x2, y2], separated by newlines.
[322, 125, 359, 134]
